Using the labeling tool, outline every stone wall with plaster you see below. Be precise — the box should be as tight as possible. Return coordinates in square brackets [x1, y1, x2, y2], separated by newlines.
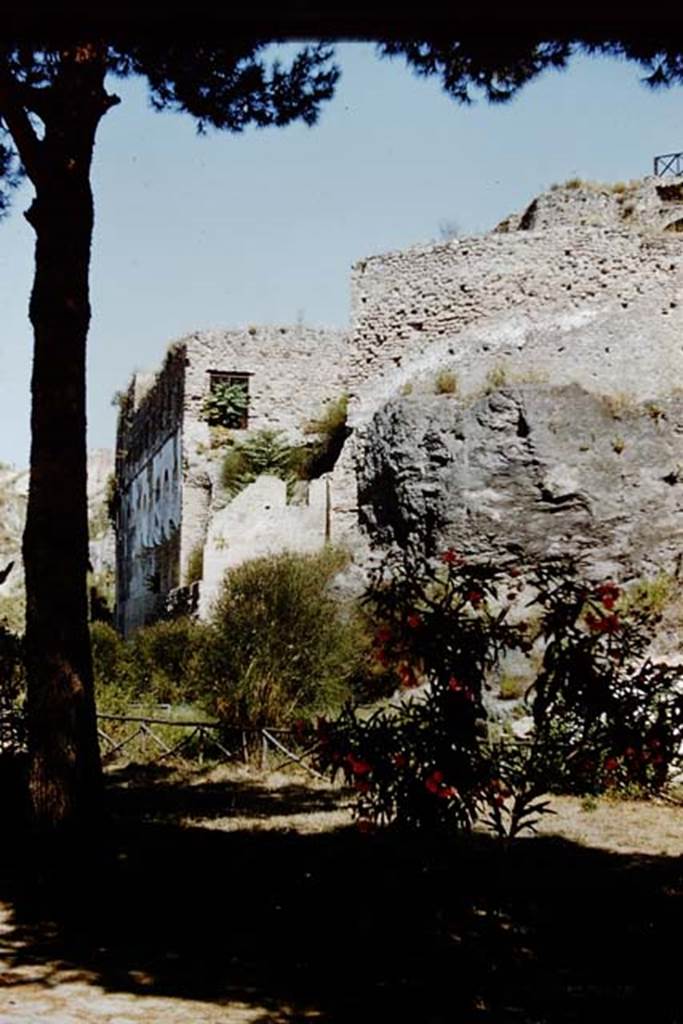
[177, 326, 348, 583]
[115, 327, 348, 631]
[198, 474, 330, 617]
[115, 348, 184, 634]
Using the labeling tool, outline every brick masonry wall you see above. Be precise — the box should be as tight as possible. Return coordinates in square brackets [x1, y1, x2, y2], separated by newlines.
[347, 226, 683, 411]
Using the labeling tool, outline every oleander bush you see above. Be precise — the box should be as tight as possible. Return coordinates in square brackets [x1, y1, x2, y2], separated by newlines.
[315, 550, 683, 838]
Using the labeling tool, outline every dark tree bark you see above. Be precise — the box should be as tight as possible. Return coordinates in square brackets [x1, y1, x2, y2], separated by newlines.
[18, 45, 118, 836]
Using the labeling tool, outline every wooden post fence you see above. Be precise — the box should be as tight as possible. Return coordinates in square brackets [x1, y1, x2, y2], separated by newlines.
[96, 712, 322, 775]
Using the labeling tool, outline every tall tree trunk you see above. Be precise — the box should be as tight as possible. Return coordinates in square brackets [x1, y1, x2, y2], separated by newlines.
[20, 46, 116, 837]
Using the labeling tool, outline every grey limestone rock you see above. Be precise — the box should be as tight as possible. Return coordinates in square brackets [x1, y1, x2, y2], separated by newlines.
[355, 383, 683, 581]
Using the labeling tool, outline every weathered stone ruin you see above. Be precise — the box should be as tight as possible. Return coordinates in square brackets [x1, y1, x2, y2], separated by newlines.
[114, 176, 683, 639]
[114, 327, 348, 633]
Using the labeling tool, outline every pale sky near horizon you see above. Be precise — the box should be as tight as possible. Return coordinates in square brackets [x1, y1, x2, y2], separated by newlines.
[1, 42, 683, 468]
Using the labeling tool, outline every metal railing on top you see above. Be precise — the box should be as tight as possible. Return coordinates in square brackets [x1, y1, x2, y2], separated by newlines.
[654, 152, 683, 177]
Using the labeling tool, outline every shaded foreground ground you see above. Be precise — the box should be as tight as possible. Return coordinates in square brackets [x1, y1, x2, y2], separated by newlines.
[0, 763, 681, 1023]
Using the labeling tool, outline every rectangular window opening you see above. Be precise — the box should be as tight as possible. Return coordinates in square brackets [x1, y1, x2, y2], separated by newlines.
[207, 370, 251, 429]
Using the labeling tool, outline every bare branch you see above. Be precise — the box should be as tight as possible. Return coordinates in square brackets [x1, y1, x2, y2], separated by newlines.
[0, 68, 43, 185]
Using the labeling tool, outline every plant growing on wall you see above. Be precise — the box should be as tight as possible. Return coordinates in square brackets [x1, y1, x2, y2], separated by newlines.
[201, 382, 250, 429]
[298, 393, 351, 479]
[220, 429, 299, 497]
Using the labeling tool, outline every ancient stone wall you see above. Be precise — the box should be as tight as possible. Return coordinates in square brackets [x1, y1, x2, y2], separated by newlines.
[347, 226, 683, 414]
[115, 347, 185, 635]
[325, 216, 683, 548]
[114, 177, 683, 634]
[496, 176, 683, 234]
[178, 326, 348, 583]
[198, 474, 329, 617]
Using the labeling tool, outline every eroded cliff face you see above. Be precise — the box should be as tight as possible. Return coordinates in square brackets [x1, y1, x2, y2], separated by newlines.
[0, 450, 115, 632]
[355, 383, 683, 582]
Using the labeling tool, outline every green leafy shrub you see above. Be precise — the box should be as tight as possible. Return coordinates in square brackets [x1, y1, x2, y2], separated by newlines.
[92, 620, 211, 762]
[304, 393, 348, 438]
[129, 617, 207, 705]
[92, 618, 206, 710]
[201, 382, 249, 428]
[220, 429, 298, 496]
[91, 620, 136, 714]
[201, 547, 369, 731]
[298, 393, 351, 479]
[316, 552, 683, 838]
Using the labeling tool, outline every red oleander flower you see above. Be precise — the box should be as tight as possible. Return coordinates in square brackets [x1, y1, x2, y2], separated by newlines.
[603, 756, 619, 772]
[354, 779, 371, 794]
[586, 611, 620, 634]
[375, 625, 392, 644]
[347, 755, 372, 777]
[425, 769, 444, 794]
[438, 784, 459, 800]
[466, 590, 483, 606]
[595, 581, 620, 609]
[441, 548, 461, 565]
[399, 664, 418, 688]
[448, 676, 473, 699]
[375, 648, 390, 668]
[316, 716, 331, 745]
[356, 818, 375, 834]
[407, 612, 422, 629]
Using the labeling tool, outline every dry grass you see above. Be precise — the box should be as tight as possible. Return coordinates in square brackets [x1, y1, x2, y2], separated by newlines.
[104, 760, 683, 854]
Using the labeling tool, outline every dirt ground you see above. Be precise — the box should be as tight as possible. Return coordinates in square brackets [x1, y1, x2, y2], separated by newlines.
[0, 763, 681, 1023]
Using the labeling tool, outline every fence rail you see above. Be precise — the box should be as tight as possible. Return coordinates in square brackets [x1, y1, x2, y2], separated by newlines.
[654, 151, 683, 176]
[96, 712, 323, 776]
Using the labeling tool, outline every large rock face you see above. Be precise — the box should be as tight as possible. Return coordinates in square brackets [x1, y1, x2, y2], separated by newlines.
[356, 383, 683, 581]
[0, 450, 115, 632]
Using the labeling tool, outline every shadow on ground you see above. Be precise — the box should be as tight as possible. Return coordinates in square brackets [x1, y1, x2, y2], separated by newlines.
[0, 767, 681, 1023]
[104, 762, 345, 823]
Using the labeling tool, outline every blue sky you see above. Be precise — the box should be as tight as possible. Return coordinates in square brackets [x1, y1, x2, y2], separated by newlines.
[1, 42, 683, 468]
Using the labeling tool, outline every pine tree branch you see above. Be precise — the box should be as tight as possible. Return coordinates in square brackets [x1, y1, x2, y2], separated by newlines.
[0, 67, 44, 185]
